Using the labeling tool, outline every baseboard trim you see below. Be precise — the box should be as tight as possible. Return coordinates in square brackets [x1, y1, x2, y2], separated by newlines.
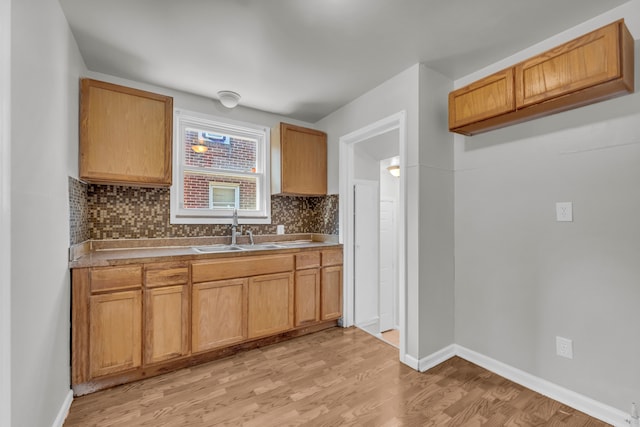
[454, 345, 629, 427]
[417, 344, 457, 372]
[52, 390, 73, 427]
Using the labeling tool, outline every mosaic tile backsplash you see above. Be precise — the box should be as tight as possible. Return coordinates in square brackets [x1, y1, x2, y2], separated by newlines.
[69, 177, 91, 244]
[68, 177, 338, 243]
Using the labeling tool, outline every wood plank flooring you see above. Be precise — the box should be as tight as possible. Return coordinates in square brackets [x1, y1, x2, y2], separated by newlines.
[381, 329, 400, 347]
[64, 327, 610, 426]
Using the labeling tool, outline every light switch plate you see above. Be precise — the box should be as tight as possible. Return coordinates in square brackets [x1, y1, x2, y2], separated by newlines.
[556, 202, 573, 222]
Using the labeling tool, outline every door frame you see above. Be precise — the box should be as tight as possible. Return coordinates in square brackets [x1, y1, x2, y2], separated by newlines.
[339, 111, 407, 363]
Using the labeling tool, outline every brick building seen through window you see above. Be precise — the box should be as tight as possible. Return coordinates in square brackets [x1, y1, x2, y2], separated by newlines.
[183, 129, 257, 210]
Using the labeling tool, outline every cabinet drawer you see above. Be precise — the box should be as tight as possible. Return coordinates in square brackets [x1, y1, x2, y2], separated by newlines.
[192, 255, 294, 283]
[144, 263, 188, 288]
[295, 251, 320, 270]
[321, 250, 343, 267]
[90, 266, 142, 293]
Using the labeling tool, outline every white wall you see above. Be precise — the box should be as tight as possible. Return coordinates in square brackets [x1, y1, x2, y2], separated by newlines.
[417, 65, 455, 357]
[10, 0, 86, 425]
[454, 0, 640, 411]
[86, 71, 315, 138]
[317, 63, 456, 362]
[1, 0, 11, 425]
[317, 65, 422, 358]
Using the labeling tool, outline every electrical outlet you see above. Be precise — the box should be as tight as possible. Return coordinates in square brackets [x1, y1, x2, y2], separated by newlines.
[556, 336, 573, 359]
[556, 202, 573, 222]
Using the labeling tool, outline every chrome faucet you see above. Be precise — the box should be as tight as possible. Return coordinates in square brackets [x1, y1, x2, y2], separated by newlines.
[231, 208, 239, 245]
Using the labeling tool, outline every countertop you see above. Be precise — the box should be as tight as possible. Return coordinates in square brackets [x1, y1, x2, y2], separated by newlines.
[69, 233, 341, 268]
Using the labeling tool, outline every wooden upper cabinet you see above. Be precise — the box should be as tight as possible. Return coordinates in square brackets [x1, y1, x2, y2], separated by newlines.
[449, 19, 634, 136]
[80, 78, 173, 187]
[271, 123, 327, 196]
[516, 20, 632, 108]
[448, 68, 515, 130]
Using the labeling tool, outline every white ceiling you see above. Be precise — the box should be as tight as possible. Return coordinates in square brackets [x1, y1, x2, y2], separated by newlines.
[59, 0, 630, 123]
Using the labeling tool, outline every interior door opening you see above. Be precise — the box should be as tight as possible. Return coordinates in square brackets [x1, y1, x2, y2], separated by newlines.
[351, 133, 400, 349]
[339, 111, 407, 362]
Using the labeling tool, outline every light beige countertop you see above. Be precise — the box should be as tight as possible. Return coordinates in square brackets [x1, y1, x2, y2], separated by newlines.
[69, 233, 341, 268]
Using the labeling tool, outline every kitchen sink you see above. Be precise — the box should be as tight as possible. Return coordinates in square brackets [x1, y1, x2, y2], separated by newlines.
[192, 245, 247, 253]
[242, 243, 286, 250]
[276, 240, 315, 246]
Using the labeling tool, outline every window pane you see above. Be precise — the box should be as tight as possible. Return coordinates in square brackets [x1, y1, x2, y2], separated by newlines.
[184, 128, 257, 173]
[210, 186, 238, 209]
[183, 172, 257, 210]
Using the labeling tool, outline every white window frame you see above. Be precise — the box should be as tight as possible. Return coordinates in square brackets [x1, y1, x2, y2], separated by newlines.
[170, 109, 271, 224]
[209, 182, 240, 209]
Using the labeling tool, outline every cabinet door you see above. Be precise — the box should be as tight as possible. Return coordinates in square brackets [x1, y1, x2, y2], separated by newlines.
[448, 68, 515, 130]
[279, 123, 327, 195]
[89, 290, 142, 377]
[294, 268, 320, 326]
[144, 285, 189, 364]
[321, 265, 343, 321]
[248, 272, 294, 338]
[516, 21, 623, 108]
[80, 79, 173, 187]
[192, 279, 247, 353]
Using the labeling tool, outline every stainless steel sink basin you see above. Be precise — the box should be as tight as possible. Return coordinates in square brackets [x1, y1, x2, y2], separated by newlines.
[276, 240, 315, 246]
[240, 243, 286, 250]
[192, 245, 247, 253]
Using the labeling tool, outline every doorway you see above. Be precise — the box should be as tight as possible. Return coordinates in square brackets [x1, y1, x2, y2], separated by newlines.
[339, 111, 407, 362]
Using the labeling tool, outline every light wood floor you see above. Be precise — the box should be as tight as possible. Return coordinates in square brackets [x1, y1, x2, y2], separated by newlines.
[64, 327, 610, 426]
[381, 329, 400, 347]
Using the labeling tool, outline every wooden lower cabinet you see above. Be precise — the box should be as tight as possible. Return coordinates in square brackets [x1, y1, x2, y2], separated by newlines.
[89, 290, 142, 378]
[72, 247, 342, 395]
[321, 265, 343, 321]
[295, 268, 320, 326]
[192, 279, 247, 352]
[248, 272, 294, 338]
[144, 285, 189, 364]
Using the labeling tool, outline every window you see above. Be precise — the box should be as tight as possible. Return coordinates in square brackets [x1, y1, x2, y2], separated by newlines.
[171, 109, 270, 224]
[209, 183, 239, 209]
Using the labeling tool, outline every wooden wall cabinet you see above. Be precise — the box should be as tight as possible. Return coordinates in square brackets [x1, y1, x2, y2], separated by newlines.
[448, 68, 515, 131]
[449, 19, 634, 136]
[271, 123, 327, 195]
[80, 78, 173, 187]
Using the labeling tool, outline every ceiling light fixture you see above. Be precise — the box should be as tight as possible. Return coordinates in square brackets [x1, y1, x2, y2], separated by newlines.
[217, 90, 241, 109]
[192, 143, 208, 153]
[386, 157, 400, 177]
[387, 164, 400, 177]
[192, 136, 208, 153]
